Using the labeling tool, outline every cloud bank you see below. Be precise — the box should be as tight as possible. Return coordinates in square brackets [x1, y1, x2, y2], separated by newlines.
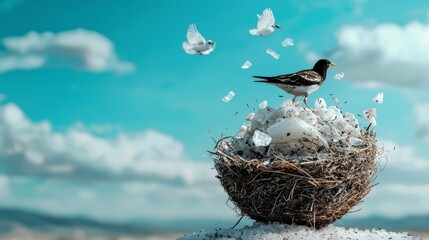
[0, 103, 212, 186]
[331, 21, 429, 89]
[415, 104, 429, 142]
[0, 29, 134, 74]
[0, 102, 227, 220]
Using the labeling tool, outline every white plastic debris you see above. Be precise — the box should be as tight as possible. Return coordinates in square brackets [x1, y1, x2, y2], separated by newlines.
[241, 60, 252, 69]
[363, 108, 377, 126]
[349, 137, 364, 146]
[334, 72, 344, 80]
[267, 117, 328, 153]
[372, 92, 384, 104]
[246, 112, 255, 121]
[259, 100, 268, 109]
[281, 38, 294, 47]
[236, 124, 249, 138]
[222, 91, 235, 103]
[252, 130, 272, 147]
[280, 99, 294, 108]
[315, 98, 327, 111]
[266, 49, 280, 59]
[230, 97, 371, 158]
[251, 108, 272, 131]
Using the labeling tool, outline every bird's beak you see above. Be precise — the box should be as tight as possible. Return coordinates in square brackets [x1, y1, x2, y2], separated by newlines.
[329, 63, 336, 67]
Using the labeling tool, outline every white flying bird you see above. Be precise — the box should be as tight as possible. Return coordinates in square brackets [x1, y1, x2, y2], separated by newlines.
[182, 24, 215, 55]
[249, 8, 280, 36]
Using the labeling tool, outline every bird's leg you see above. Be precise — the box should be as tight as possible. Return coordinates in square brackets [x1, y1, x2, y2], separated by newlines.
[303, 97, 313, 110]
[292, 96, 297, 103]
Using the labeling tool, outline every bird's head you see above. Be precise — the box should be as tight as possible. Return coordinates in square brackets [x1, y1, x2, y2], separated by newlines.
[313, 59, 336, 78]
[314, 59, 335, 69]
[273, 24, 281, 29]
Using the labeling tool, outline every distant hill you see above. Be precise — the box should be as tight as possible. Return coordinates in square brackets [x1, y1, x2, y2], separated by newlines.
[0, 207, 427, 237]
[0, 208, 152, 237]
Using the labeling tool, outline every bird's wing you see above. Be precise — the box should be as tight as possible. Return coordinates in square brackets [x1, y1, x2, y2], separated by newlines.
[256, 8, 275, 30]
[273, 70, 323, 86]
[182, 41, 197, 54]
[186, 24, 206, 45]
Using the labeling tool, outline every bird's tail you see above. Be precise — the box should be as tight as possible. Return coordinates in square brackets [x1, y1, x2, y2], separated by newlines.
[182, 41, 196, 54]
[249, 29, 259, 36]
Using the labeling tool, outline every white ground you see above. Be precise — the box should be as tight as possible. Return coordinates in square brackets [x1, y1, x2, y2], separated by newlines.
[179, 222, 422, 240]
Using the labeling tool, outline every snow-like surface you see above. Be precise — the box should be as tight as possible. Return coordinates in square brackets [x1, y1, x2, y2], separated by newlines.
[266, 49, 280, 59]
[233, 98, 371, 159]
[179, 222, 420, 240]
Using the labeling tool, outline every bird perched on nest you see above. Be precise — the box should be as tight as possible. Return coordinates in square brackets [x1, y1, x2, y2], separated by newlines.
[253, 59, 336, 109]
[182, 24, 215, 55]
[249, 8, 280, 36]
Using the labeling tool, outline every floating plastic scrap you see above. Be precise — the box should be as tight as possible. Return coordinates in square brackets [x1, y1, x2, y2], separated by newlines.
[222, 91, 235, 102]
[281, 38, 294, 47]
[259, 100, 268, 109]
[373, 92, 384, 104]
[266, 49, 280, 59]
[241, 60, 252, 69]
[246, 112, 255, 121]
[334, 72, 344, 80]
[252, 130, 272, 147]
[363, 108, 377, 126]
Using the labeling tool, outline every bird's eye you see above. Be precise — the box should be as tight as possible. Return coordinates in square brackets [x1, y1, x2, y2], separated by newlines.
[208, 40, 213, 45]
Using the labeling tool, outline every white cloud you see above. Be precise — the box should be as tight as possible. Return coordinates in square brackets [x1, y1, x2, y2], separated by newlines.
[379, 139, 429, 171]
[77, 189, 96, 200]
[414, 104, 429, 142]
[0, 101, 231, 221]
[379, 139, 429, 170]
[332, 21, 429, 89]
[349, 139, 429, 218]
[357, 183, 429, 218]
[0, 103, 213, 186]
[0, 174, 10, 196]
[385, 184, 429, 196]
[0, 29, 134, 74]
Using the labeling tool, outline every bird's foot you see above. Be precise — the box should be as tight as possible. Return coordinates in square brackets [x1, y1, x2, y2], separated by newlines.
[303, 98, 313, 111]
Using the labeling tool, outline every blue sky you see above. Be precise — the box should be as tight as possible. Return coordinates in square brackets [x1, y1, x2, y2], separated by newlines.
[0, 0, 429, 224]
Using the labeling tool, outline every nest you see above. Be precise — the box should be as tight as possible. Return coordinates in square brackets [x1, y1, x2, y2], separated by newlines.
[211, 131, 378, 229]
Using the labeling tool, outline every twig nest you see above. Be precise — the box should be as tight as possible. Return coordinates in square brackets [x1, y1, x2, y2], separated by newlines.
[212, 98, 378, 228]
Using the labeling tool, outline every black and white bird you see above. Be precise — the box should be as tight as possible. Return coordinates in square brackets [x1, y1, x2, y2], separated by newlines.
[253, 59, 336, 109]
[182, 24, 215, 55]
[249, 8, 280, 36]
